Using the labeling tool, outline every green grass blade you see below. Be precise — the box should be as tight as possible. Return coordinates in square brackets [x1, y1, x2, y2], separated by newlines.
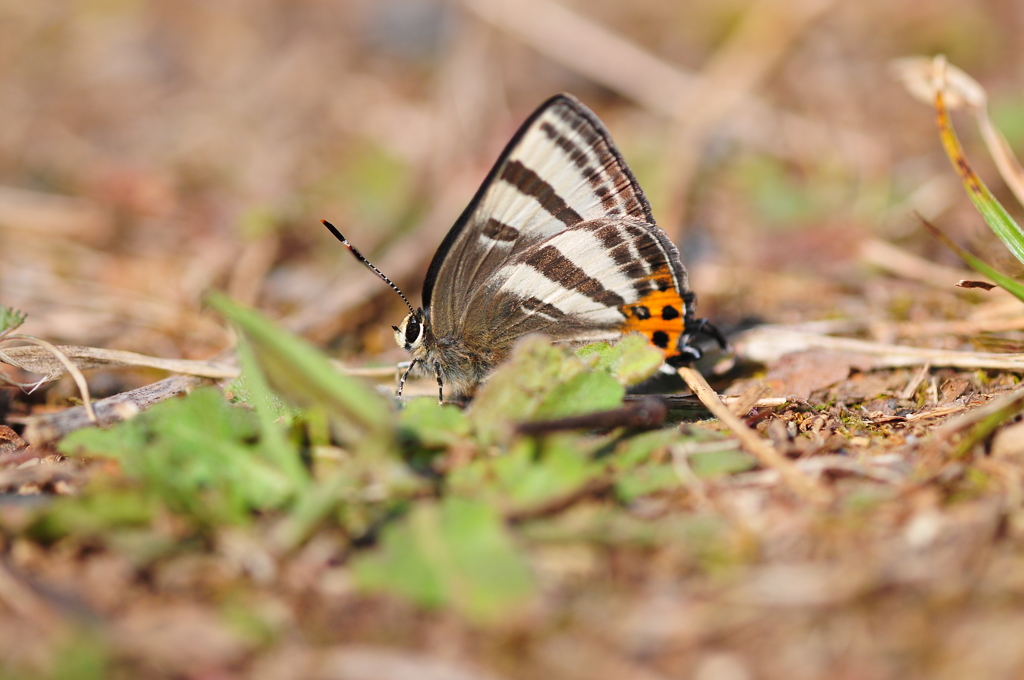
[919, 217, 1024, 303]
[936, 89, 1024, 266]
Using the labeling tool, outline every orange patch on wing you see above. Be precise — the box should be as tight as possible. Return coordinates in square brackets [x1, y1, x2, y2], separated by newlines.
[619, 285, 687, 358]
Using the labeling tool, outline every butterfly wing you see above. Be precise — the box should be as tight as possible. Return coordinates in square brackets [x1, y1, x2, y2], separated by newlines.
[424, 95, 654, 321]
[424, 94, 696, 365]
[460, 217, 695, 362]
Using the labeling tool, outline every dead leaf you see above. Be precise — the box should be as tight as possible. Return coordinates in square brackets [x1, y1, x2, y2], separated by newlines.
[764, 350, 873, 400]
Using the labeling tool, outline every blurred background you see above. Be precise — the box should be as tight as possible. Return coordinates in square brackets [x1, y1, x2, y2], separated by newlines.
[1, 0, 1022, 373]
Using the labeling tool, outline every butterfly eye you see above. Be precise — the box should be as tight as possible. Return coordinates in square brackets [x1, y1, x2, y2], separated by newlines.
[405, 316, 423, 347]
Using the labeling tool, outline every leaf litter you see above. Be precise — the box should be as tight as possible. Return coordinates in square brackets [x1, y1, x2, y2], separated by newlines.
[3, 10, 1024, 680]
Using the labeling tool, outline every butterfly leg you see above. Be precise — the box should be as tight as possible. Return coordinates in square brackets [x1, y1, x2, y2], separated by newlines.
[397, 358, 418, 398]
[433, 361, 444, 405]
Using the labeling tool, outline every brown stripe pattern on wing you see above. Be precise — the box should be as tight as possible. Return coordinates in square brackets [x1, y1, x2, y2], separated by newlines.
[538, 113, 646, 219]
[499, 160, 582, 226]
[517, 244, 626, 307]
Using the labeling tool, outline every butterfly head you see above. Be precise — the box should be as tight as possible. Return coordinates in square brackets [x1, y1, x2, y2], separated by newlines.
[393, 310, 427, 352]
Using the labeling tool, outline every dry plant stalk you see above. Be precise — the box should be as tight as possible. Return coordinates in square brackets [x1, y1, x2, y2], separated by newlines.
[894, 56, 1024, 206]
[2, 337, 98, 425]
[676, 365, 831, 505]
[0, 344, 238, 382]
[917, 385, 1024, 463]
[737, 326, 1024, 372]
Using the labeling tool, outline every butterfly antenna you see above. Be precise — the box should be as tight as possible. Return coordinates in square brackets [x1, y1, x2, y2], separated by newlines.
[322, 220, 416, 315]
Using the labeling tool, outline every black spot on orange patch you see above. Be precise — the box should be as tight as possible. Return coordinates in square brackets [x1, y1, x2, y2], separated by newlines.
[619, 286, 688, 359]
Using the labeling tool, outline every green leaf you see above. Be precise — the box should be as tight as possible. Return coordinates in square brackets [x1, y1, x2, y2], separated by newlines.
[615, 464, 680, 503]
[611, 428, 684, 469]
[206, 292, 394, 449]
[51, 629, 109, 680]
[448, 435, 606, 514]
[59, 387, 296, 526]
[399, 398, 472, 449]
[28, 484, 160, 543]
[351, 497, 535, 623]
[469, 336, 588, 446]
[0, 304, 26, 337]
[920, 217, 1024, 303]
[576, 335, 664, 386]
[533, 370, 624, 420]
[236, 337, 309, 490]
[689, 448, 757, 477]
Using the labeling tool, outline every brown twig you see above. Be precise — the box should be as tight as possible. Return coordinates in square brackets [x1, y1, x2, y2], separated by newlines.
[20, 374, 207, 445]
[676, 365, 831, 505]
[516, 398, 667, 436]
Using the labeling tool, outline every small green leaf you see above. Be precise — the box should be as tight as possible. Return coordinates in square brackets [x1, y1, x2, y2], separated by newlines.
[448, 435, 605, 514]
[469, 336, 587, 445]
[0, 304, 26, 337]
[399, 398, 471, 449]
[611, 428, 684, 469]
[615, 464, 679, 503]
[351, 497, 535, 623]
[236, 337, 309, 490]
[533, 370, 624, 420]
[51, 629, 109, 680]
[59, 387, 296, 526]
[577, 335, 664, 386]
[28, 484, 160, 543]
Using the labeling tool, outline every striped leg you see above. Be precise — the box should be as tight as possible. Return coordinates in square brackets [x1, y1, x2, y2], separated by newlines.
[397, 358, 418, 398]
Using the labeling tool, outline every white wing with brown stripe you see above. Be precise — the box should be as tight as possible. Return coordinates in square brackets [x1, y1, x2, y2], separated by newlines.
[425, 94, 655, 336]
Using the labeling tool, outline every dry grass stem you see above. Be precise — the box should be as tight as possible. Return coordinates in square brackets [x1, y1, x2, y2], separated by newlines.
[738, 326, 1024, 371]
[929, 385, 1024, 439]
[5, 337, 98, 425]
[0, 562, 62, 629]
[676, 365, 831, 504]
[895, 56, 1024, 206]
[859, 237, 993, 290]
[0, 345, 239, 382]
[898, 363, 931, 400]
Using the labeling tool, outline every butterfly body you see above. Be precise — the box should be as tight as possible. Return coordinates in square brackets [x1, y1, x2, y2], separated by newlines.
[333, 93, 716, 401]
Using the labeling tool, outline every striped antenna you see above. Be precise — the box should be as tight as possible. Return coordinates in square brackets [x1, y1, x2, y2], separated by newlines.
[322, 220, 416, 315]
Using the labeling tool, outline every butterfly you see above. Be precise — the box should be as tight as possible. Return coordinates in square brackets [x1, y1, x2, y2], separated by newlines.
[324, 93, 722, 401]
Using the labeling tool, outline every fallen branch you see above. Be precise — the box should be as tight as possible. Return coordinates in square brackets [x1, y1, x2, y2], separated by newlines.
[20, 374, 207, 445]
